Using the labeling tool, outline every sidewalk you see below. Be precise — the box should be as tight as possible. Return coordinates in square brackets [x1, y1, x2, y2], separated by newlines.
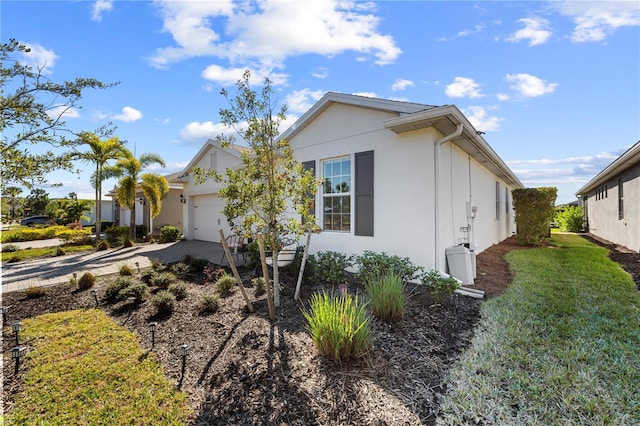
[1, 240, 240, 294]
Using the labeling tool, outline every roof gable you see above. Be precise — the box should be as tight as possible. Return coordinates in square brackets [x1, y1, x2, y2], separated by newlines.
[179, 139, 244, 177]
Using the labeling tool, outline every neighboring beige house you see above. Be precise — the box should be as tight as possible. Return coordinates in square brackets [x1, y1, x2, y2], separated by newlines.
[576, 141, 640, 253]
[107, 172, 184, 236]
[178, 93, 523, 282]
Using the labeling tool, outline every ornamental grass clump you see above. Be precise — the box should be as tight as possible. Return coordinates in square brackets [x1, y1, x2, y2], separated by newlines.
[77, 272, 96, 290]
[303, 291, 370, 364]
[119, 264, 134, 276]
[215, 272, 236, 296]
[152, 290, 176, 316]
[117, 282, 148, 302]
[200, 294, 220, 314]
[168, 282, 188, 301]
[366, 273, 407, 321]
[104, 276, 135, 300]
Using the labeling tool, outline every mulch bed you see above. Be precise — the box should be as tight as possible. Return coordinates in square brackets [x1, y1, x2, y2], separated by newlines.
[2, 233, 637, 425]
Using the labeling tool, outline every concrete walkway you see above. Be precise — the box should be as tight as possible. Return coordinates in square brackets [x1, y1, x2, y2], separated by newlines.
[1, 240, 245, 294]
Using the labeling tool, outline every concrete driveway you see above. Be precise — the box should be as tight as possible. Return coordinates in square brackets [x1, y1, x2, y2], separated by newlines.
[1, 239, 246, 294]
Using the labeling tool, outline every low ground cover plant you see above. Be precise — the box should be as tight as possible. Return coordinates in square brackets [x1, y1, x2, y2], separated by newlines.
[1, 244, 94, 263]
[4, 310, 190, 424]
[306, 251, 352, 284]
[303, 291, 371, 364]
[200, 294, 220, 314]
[420, 270, 460, 304]
[215, 272, 236, 296]
[355, 251, 421, 284]
[438, 233, 640, 425]
[152, 290, 177, 315]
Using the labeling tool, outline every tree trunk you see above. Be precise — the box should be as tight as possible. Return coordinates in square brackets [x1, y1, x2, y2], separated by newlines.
[129, 203, 135, 241]
[273, 244, 280, 307]
[95, 184, 101, 237]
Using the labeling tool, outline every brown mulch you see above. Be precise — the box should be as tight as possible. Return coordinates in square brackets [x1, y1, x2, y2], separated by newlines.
[2, 233, 638, 425]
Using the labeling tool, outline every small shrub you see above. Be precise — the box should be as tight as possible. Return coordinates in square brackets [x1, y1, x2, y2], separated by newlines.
[7, 256, 20, 263]
[200, 294, 220, 314]
[78, 272, 96, 290]
[58, 229, 92, 245]
[151, 272, 175, 289]
[140, 270, 158, 285]
[151, 259, 166, 271]
[96, 240, 110, 251]
[303, 291, 370, 364]
[215, 272, 236, 296]
[252, 277, 266, 294]
[135, 224, 148, 240]
[355, 251, 421, 285]
[203, 264, 223, 285]
[119, 264, 134, 276]
[55, 248, 66, 256]
[117, 282, 149, 302]
[1, 244, 20, 253]
[366, 274, 406, 321]
[170, 262, 191, 278]
[25, 286, 47, 299]
[307, 251, 352, 285]
[105, 226, 129, 243]
[189, 258, 210, 274]
[152, 290, 176, 316]
[420, 270, 460, 304]
[159, 225, 180, 243]
[104, 276, 135, 300]
[168, 282, 188, 301]
[123, 238, 133, 248]
[66, 221, 83, 230]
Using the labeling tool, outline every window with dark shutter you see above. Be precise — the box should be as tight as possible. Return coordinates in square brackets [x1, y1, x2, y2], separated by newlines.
[355, 150, 374, 236]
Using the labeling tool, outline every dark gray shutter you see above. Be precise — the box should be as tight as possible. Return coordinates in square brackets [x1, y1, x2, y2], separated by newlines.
[355, 151, 374, 236]
[302, 160, 316, 223]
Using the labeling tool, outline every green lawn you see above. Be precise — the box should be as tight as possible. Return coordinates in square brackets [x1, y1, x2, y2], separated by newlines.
[1, 245, 94, 262]
[5, 309, 190, 425]
[438, 233, 640, 425]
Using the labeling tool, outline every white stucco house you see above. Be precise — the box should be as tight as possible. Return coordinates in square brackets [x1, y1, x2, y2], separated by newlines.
[178, 93, 523, 281]
[576, 141, 640, 253]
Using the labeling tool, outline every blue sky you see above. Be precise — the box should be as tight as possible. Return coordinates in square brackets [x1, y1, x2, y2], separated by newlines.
[3, 0, 639, 204]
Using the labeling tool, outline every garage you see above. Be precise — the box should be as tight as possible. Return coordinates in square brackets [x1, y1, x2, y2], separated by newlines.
[191, 194, 232, 242]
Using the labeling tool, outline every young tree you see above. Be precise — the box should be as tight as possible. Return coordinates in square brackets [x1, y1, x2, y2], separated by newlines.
[0, 39, 117, 191]
[3, 186, 22, 218]
[75, 132, 126, 237]
[110, 149, 168, 240]
[193, 70, 320, 307]
[23, 188, 50, 216]
[46, 192, 94, 224]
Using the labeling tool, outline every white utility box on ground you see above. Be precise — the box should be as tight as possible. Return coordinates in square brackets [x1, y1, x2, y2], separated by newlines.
[445, 245, 474, 285]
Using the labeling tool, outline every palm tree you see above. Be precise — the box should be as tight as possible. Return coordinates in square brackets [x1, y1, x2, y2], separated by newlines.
[111, 149, 168, 240]
[76, 132, 126, 237]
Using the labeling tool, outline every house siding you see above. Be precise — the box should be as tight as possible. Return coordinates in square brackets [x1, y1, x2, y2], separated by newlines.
[584, 162, 640, 252]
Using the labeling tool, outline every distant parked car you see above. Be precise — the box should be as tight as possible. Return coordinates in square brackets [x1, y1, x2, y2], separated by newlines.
[20, 215, 51, 226]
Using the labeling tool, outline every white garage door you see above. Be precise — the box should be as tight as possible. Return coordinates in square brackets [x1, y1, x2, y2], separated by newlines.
[192, 194, 232, 242]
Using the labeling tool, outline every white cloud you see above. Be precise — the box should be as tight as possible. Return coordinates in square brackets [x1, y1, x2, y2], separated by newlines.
[505, 73, 558, 97]
[391, 78, 415, 92]
[91, 0, 113, 22]
[180, 121, 231, 144]
[506, 17, 552, 46]
[462, 106, 503, 132]
[201, 65, 288, 87]
[554, 1, 640, 42]
[311, 67, 329, 79]
[352, 92, 378, 98]
[18, 42, 58, 75]
[496, 93, 510, 101]
[47, 105, 80, 120]
[445, 77, 484, 99]
[150, 0, 401, 80]
[112, 106, 143, 123]
[457, 23, 486, 37]
[284, 89, 325, 114]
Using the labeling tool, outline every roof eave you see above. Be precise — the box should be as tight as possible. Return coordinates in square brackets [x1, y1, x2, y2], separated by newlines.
[576, 141, 640, 196]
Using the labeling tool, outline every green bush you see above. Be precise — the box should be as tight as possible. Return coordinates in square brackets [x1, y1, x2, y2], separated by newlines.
[354, 251, 421, 285]
[117, 282, 148, 302]
[78, 272, 96, 290]
[159, 225, 180, 243]
[57, 229, 92, 245]
[96, 240, 110, 251]
[25, 286, 47, 299]
[140, 270, 158, 285]
[555, 205, 584, 232]
[170, 262, 191, 278]
[303, 291, 370, 364]
[1, 244, 20, 253]
[119, 264, 134, 276]
[168, 282, 188, 301]
[366, 273, 407, 321]
[252, 277, 266, 294]
[200, 294, 220, 314]
[420, 270, 460, 304]
[135, 224, 148, 240]
[104, 276, 135, 300]
[188, 258, 210, 274]
[215, 272, 236, 296]
[151, 259, 166, 271]
[55, 247, 66, 256]
[513, 187, 557, 245]
[105, 226, 130, 243]
[151, 290, 176, 316]
[307, 251, 352, 284]
[151, 272, 175, 289]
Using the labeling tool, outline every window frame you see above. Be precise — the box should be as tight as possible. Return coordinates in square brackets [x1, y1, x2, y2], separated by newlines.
[321, 156, 352, 233]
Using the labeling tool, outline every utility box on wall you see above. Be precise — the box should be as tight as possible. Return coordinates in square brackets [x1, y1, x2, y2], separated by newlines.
[445, 245, 474, 285]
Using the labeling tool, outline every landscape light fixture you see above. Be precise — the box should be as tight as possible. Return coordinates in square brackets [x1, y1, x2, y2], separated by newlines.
[12, 346, 26, 374]
[148, 321, 158, 349]
[179, 193, 186, 204]
[127, 296, 136, 306]
[91, 289, 99, 307]
[0, 306, 8, 324]
[135, 261, 140, 274]
[73, 272, 77, 286]
[180, 344, 190, 375]
[12, 321, 21, 345]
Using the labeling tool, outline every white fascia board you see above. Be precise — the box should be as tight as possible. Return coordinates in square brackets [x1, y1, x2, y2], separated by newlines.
[576, 140, 640, 196]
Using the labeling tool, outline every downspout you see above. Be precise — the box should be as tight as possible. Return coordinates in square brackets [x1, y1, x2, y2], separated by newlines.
[433, 123, 463, 272]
